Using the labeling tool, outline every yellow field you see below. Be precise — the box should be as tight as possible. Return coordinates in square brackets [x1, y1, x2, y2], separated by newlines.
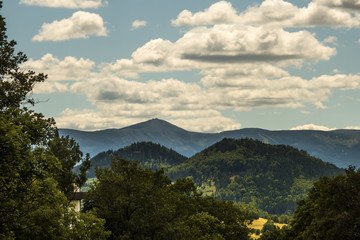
[249, 218, 287, 239]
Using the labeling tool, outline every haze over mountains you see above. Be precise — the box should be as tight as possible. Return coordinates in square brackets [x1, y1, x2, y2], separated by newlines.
[59, 118, 360, 168]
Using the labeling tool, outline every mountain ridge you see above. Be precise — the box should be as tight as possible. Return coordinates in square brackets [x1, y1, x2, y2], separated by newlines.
[59, 118, 360, 168]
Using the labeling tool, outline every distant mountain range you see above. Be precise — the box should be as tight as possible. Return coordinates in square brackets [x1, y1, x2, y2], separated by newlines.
[59, 118, 360, 168]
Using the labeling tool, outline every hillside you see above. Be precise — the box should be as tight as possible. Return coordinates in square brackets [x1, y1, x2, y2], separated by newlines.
[86, 141, 187, 178]
[167, 138, 343, 215]
[59, 119, 360, 168]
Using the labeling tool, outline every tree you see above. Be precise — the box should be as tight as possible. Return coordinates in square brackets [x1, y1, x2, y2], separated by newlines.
[289, 166, 360, 240]
[261, 220, 275, 233]
[259, 166, 360, 240]
[0, 2, 46, 110]
[0, 3, 109, 238]
[84, 157, 253, 240]
[48, 134, 91, 202]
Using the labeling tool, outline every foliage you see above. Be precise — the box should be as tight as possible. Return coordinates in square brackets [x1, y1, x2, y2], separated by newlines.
[259, 166, 360, 240]
[0, 4, 108, 239]
[48, 134, 91, 202]
[261, 220, 275, 233]
[168, 138, 343, 215]
[290, 166, 360, 239]
[84, 158, 253, 240]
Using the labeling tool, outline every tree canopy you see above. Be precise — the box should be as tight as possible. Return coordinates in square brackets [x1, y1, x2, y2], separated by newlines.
[0, 3, 109, 238]
[84, 158, 253, 240]
[260, 166, 360, 240]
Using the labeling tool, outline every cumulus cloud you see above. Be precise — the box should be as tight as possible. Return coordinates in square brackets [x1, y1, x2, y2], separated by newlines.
[56, 76, 242, 132]
[172, 1, 238, 26]
[131, 20, 147, 30]
[19, 0, 107, 9]
[290, 124, 336, 131]
[56, 67, 360, 130]
[21, 54, 96, 82]
[27, 1, 360, 131]
[172, 0, 360, 28]
[56, 108, 242, 132]
[344, 126, 360, 130]
[101, 25, 336, 79]
[171, 117, 241, 133]
[316, 0, 360, 11]
[32, 11, 107, 42]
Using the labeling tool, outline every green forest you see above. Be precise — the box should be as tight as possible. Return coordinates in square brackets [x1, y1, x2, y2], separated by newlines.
[1, 2, 360, 239]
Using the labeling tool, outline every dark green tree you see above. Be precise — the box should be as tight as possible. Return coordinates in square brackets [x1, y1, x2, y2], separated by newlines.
[261, 220, 275, 233]
[260, 166, 360, 240]
[84, 158, 253, 240]
[48, 134, 91, 202]
[0, 3, 109, 238]
[289, 166, 360, 240]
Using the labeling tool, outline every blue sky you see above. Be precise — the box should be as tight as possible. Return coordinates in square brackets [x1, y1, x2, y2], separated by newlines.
[2, 0, 360, 132]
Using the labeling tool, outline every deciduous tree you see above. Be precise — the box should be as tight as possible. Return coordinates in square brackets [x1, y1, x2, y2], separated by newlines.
[84, 158, 253, 240]
[0, 2, 109, 238]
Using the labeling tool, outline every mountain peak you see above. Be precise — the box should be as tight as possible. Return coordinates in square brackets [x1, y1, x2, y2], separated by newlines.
[123, 118, 187, 132]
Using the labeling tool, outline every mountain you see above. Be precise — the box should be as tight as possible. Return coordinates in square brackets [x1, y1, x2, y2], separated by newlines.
[59, 118, 360, 168]
[167, 138, 343, 215]
[86, 142, 187, 178]
[59, 118, 218, 158]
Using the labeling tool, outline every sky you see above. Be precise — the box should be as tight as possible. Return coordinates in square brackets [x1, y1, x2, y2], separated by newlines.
[2, 0, 360, 132]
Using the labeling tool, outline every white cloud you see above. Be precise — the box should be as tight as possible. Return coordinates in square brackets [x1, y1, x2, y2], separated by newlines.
[290, 124, 336, 131]
[358, 38, 360, 44]
[344, 126, 360, 130]
[172, 1, 238, 26]
[19, 0, 107, 9]
[323, 36, 338, 45]
[300, 110, 311, 114]
[56, 108, 242, 132]
[316, 0, 360, 11]
[21, 54, 96, 82]
[32, 11, 107, 42]
[57, 76, 242, 132]
[102, 25, 336, 79]
[131, 20, 147, 30]
[172, 0, 360, 28]
[26, 0, 360, 131]
[171, 117, 241, 133]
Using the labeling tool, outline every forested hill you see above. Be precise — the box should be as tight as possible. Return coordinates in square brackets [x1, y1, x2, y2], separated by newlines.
[86, 142, 187, 178]
[167, 138, 343, 215]
[59, 118, 360, 168]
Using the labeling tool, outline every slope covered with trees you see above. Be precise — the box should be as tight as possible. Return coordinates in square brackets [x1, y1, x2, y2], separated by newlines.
[86, 141, 187, 178]
[168, 138, 343, 215]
